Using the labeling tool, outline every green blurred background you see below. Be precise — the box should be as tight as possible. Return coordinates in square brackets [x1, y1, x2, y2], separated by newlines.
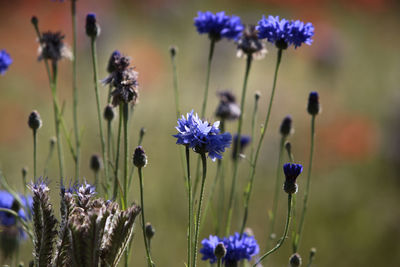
[1, 0, 400, 266]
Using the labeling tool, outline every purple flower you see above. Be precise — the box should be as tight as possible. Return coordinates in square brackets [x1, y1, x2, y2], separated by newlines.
[194, 11, 244, 41]
[200, 233, 259, 265]
[0, 49, 12, 75]
[173, 111, 232, 161]
[256, 15, 314, 49]
[283, 163, 303, 194]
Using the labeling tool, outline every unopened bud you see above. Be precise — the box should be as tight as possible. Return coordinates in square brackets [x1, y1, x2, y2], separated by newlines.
[104, 104, 115, 121]
[169, 46, 178, 57]
[86, 13, 100, 39]
[255, 91, 261, 101]
[31, 16, 38, 26]
[307, 91, 320, 115]
[28, 110, 42, 131]
[280, 115, 293, 136]
[90, 154, 103, 173]
[289, 253, 302, 267]
[133, 146, 147, 168]
[22, 167, 28, 178]
[145, 222, 155, 240]
[214, 242, 226, 259]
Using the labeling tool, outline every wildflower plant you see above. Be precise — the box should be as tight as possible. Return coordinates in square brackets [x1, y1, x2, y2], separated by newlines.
[0, 3, 323, 267]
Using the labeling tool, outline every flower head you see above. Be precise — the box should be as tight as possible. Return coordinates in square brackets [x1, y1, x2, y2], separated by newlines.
[200, 233, 259, 265]
[257, 15, 314, 49]
[215, 91, 241, 121]
[237, 25, 267, 60]
[283, 163, 303, 194]
[194, 11, 244, 41]
[103, 54, 139, 106]
[0, 49, 12, 75]
[232, 134, 251, 160]
[38, 31, 72, 62]
[174, 111, 232, 161]
[0, 191, 32, 227]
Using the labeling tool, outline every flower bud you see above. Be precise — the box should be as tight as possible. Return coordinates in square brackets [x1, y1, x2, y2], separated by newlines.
[90, 154, 103, 173]
[169, 46, 178, 58]
[214, 242, 226, 260]
[283, 163, 303, 194]
[255, 91, 261, 101]
[103, 104, 115, 121]
[86, 13, 100, 39]
[28, 110, 42, 131]
[289, 253, 302, 267]
[307, 91, 320, 115]
[133, 146, 147, 168]
[280, 115, 293, 137]
[310, 247, 316, 257]
[50, 136, 57, 146]
[145, 222, 155, 240]
[31, 16, 38, 26]
[22, 167, 28, 178]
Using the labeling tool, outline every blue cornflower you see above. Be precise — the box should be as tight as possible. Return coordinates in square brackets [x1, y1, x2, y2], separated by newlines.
[200, 233, 259, 265]
[174, 111, 232, 161]
[0, 191, 32, 227]
[283, 163, 303, 194]
[232, 134, 251, 160]
[256, 15, 314, 49]
[0, 49, 12, 75]
[194, 11, 244, 41]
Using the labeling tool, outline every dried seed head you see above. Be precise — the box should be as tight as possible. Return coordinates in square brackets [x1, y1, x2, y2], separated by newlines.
[237, 25, 267, 60]
[215, 90, 240, 121]
[28, 110, 42, 131]
[38, 31, 72, 62]
[133, 146, 147, 168]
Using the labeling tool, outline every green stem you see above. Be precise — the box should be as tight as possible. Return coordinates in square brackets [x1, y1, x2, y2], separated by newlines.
[193, 39, 216, 200]
[113, 107, 123, 200]
[294, 115, 316, 252]
[238, 49, 283, 234]
[268, 136, 286, 243]
[171, 47, 180, 118]
[51, 62, 65, 178]
[90, 37, 109, 190]
[71, 0, 80, 181]
[185, 147, 192, 267]
[217, 258, 222, 267]
[122, 103, 129, 208]
[225, 55, 253, 236]
[253, 194, 293, 266]
[249, 94, 260, 163]
[107, 120, 113, 195]
[192, 153, 207, 267]
[138, 167, 155, 267]
[33, 130, 37, 181]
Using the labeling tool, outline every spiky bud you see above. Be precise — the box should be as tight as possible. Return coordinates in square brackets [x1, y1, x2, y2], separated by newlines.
[307, 91, 320, 115]
[104, 104, 115, 121]
[133, 146, 147, 168]
[289, 253, 302, 267]
[28, 110, 42, 131]
[90, 154, 103, 173]
[86, 13, 100, 39]
[145, 222, 155, 240]
[214, 242, 226, 260]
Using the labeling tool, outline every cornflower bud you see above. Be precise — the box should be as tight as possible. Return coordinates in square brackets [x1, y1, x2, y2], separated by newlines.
[28, 110, 42, 131]
[90, 154, 103, 173]
[214, 242, 226, 260]
[307, 91, 320, 115]
[86, 13, 100, 39]
[103, 104, 115, 121]
[133, 146, 147, 168]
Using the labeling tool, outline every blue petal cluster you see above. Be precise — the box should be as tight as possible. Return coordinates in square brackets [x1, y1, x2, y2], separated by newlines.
[256, 15, 314, 48]
[283, 163, 303, 182]
[200, 233, 259, 264]
[194, 11, 244, 41]
[0, 191, 32, 227]
[174, 111, 232, 161]
[0, 49, 12, 75]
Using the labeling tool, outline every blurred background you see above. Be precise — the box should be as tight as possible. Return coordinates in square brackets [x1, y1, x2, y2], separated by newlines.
[1, 0, 400, 266]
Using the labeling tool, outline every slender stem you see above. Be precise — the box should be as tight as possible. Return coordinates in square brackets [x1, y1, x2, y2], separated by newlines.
[71, 0, 80, 180]
[185, 147, 192, 267]
[250, 94, 260, 163]
[43, 139, 55, 177]
[107, 120, 113, 195]
[217, 258, 222, 267]
[113, 107, 123, 200]
[238, 49, 283, 234]
[225, 55, 253, 236]
[33, 130, 37, 181]
[171, 47, 180, 118]
[193, 39, 216, 200]
[253, 194, 293, 266]
[192, 153, 207, 267]
[138, 167, 155, 267]
[295, 115, 316, 252]
[90, 37, 109, 189]
[268, 136, 286, 243]
[51, 62, 65, 178]
[122, 103, 129, 208]
[94, 172, 99, 188]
